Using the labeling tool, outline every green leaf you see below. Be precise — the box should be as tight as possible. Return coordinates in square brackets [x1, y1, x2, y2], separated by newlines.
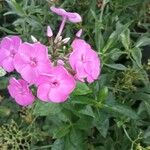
[95, 26, 104, 51]
[70, 96, 95, 105]
[52, 139, 64, 150]
[103, 22, 131, 52]
[5, 0, 25, 17]
[120, 29, 130, 50]
[79, 105, 95, 118]
[0, 26, 18, 34]
[110, 48, 125, 61]
[72, 82, 91, 96]
[64, 130, 86, 150]
[94, 111, 109, 138]
[131, 47, 142, 68]
[105, 64, 127, 70]
[33, 100, 61, 116]
[0, 106, 11, 116]
[53, 124, 71, 138]
[140, 84, 150, 94]
[0, 77, 8, 90]
[135, 37, 150, 47]
[132, 92, 150, 105]
[98, 86, 109, 102]
[90, 9, 97, 20]
[75, 116, 94, 130]
[67, 128, 85, 150]
[104, 104, 139, 120]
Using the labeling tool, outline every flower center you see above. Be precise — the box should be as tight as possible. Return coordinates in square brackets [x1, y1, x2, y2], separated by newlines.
[81, 54, 86, 62]
[30, 57, 37, 67]
[51, 80, 59, 88]
[10, 50, 16, 57]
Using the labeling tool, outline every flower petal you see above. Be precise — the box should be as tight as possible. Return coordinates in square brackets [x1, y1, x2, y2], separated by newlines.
[0, 48, 10, 65]
[48, 88, 68, 103]
[2, 57, 14, 72]
[15, 93, 35, 106]
[20, 65, 37, 83]
[50, 6, 67, 16]
[37, 83, 50, 102]
[67, 12, 82, 23]
[14, 53, 29, 72]
[11, 36, 22, 49]
[0, 37, 11, 49]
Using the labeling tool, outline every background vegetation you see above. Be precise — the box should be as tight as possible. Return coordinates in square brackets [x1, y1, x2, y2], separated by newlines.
[0, 0, 150, 149]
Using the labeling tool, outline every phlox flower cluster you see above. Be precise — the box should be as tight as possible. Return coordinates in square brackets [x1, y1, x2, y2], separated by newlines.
[0, 7, 101, 106]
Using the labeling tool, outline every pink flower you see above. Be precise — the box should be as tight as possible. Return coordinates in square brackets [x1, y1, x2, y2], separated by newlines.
[50, 7, 82, 38]
[14, 42, 52, 84]
[8, 77, 35, 106]
[37, 66, 76, 103]
[69, 39, 100, 83]
[50, 6, 82, 23]
[0, 36, 22, 72]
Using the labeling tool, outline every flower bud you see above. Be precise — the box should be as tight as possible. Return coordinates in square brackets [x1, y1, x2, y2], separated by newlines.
[31, 35, 38, 43]
[47, 25, 53, 37]
[54, 36, 62, 43]
[62, 37, 70, 44]
[76, 29, 83, 38]
[57, 59, 65, 66]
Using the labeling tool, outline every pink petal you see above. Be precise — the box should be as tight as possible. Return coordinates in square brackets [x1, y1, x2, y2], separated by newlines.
[32, 42, 49, 61]
[11, 36, 22, 49]
[71, 39, 88, 53]
[67, 12, 82, 23]
[36, 73, 54, 86]
[20, 65, 37, 83]
[37, 61, 52, 74]
[8, 84, 19, 98]
[2, 57, 14, 72]
[50, 6, 67, 16]
[15, 93, 35, 106]
[0, 37, 11, 49]
[18, 42, 33, 57]
[48, 88, 68, 103]
[14, 53, 29, 72]
[37, 83, 50, 102]
[0, 48, 10, 64]
[75, 61, 87, 79]
[86, 76, 94, 83]
[9, 77, 21, 86]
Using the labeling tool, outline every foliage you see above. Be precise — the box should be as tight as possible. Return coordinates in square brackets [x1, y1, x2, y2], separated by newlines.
[0, 0, 150, 149]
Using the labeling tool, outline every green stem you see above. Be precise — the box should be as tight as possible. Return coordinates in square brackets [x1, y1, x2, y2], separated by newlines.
[99, 0, 106, 23]
[32, 145, 52, 150]
[122, 125, 135, 150]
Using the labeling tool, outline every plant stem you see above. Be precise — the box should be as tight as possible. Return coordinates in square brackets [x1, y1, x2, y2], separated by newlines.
[56, 16, 67, 39]
[99, 0, 106, 23]
[32, 145, 52, 150]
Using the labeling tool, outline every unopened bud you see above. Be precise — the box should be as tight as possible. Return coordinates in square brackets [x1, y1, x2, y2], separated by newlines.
[57, 59, 65, 66]
[0, 67, 6, 77]
[47, 25, 53, 37]
[62, 37, 70, 44]
[31, 35, 38, 43]
[54, 36, 62, 43]
[76, 29, 83, 38]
